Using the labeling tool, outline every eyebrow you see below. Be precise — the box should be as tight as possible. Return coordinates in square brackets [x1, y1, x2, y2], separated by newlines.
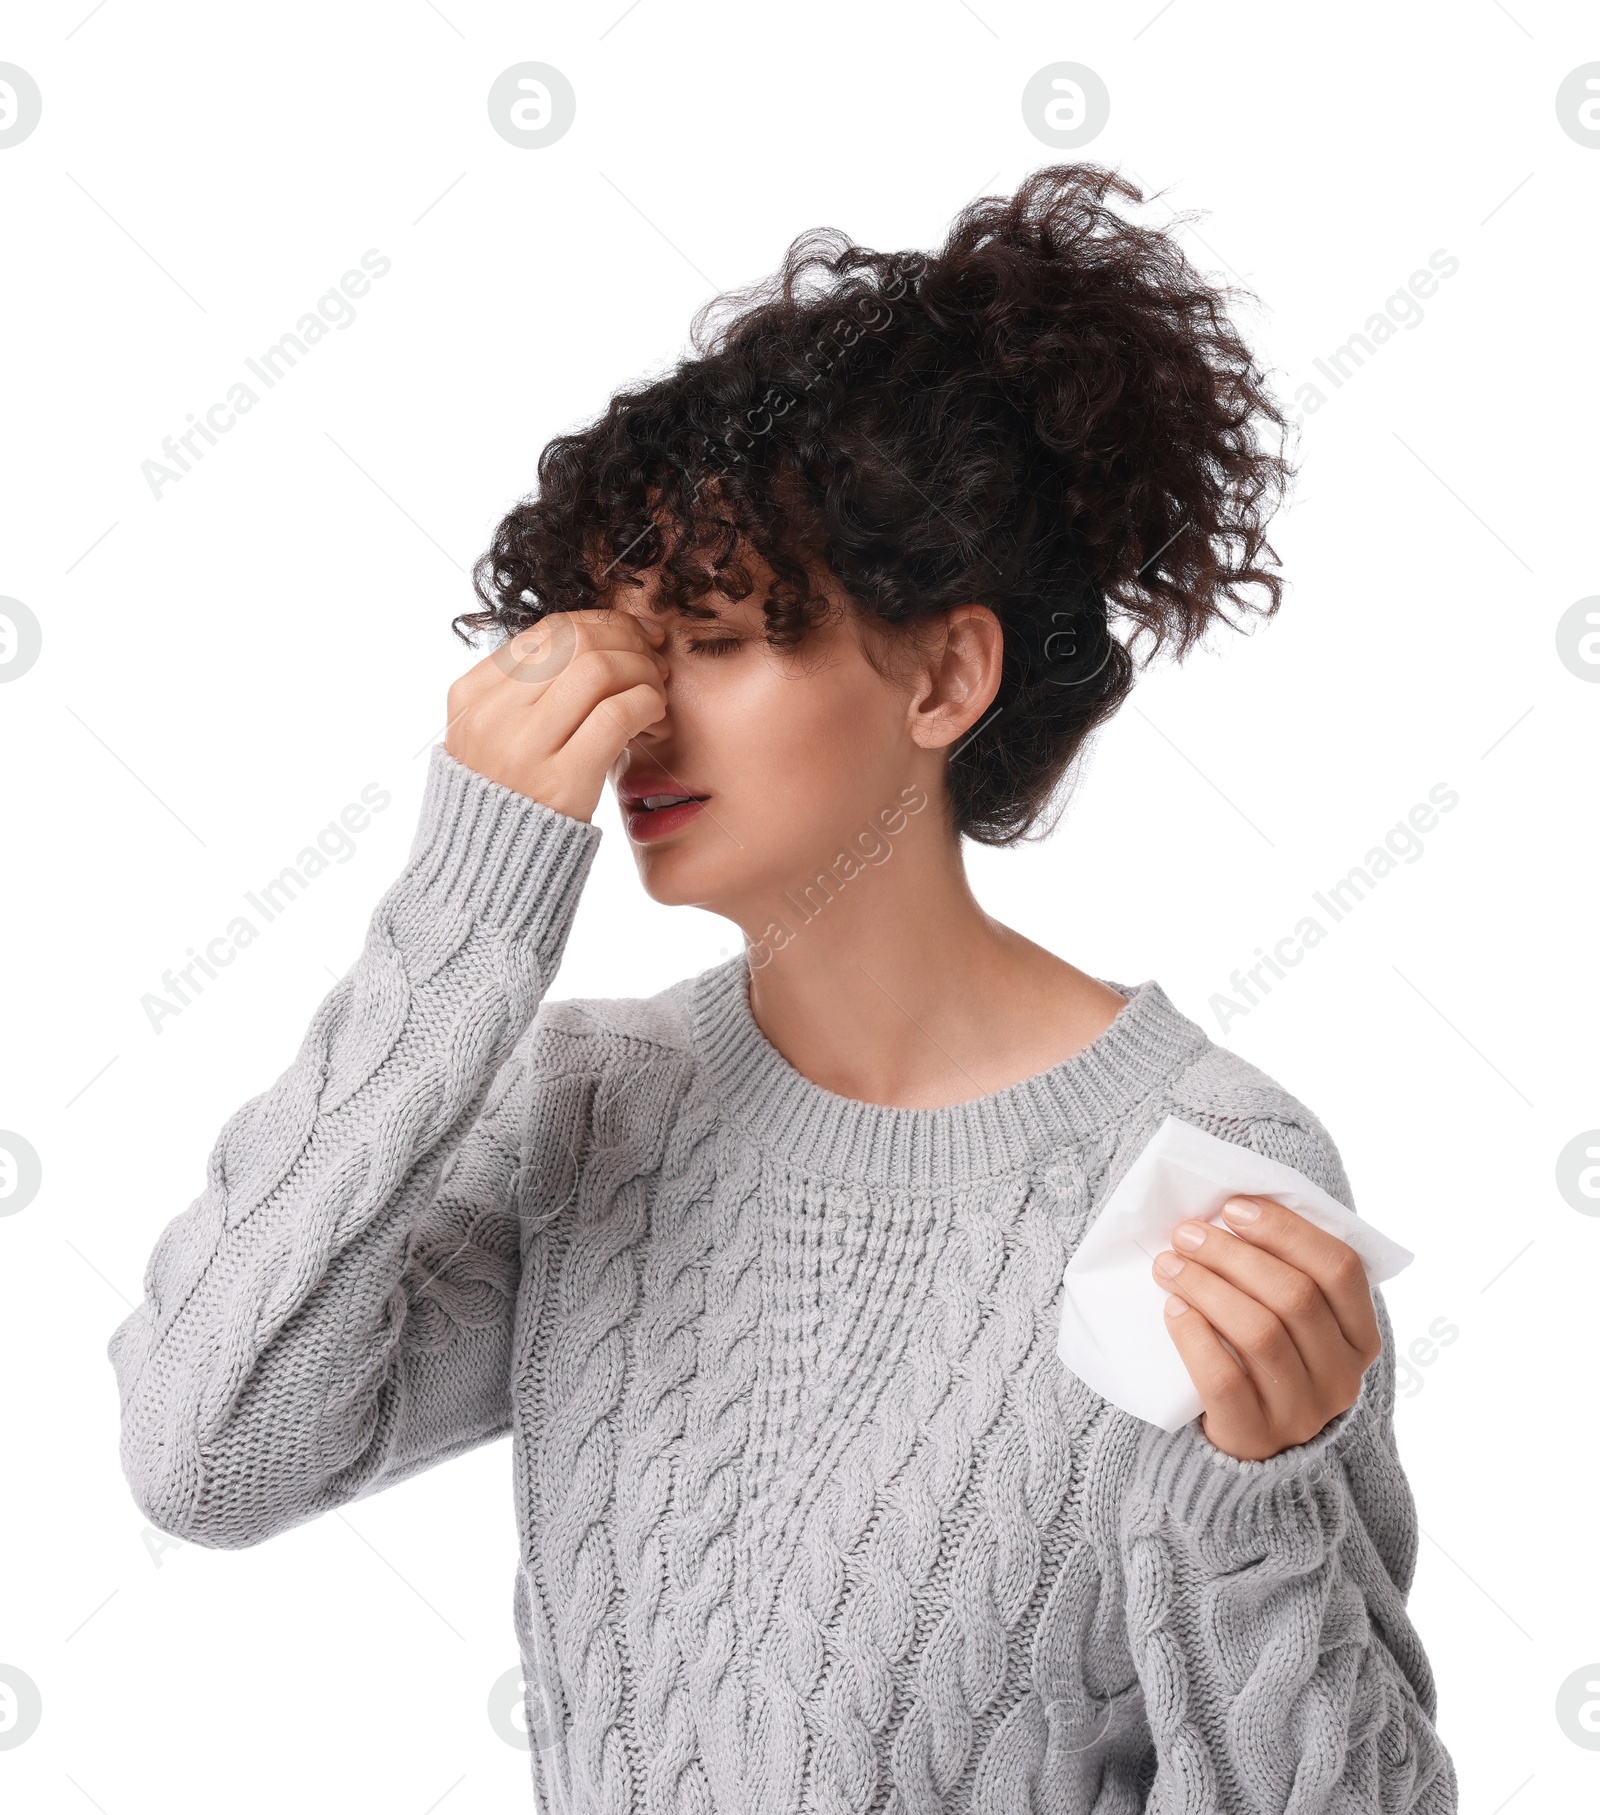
[652, 596, 738, 626]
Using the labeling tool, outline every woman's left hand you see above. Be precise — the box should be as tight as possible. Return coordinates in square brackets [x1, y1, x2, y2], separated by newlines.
[1152, 1196, 1383, 1462]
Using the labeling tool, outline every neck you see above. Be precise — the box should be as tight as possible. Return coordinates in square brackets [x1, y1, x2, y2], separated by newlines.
[725, 814, 1127, 1112]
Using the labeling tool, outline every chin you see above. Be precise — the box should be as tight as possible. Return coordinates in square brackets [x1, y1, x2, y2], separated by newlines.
[633, 828, 791, 926]
[629, 844, 734, 913]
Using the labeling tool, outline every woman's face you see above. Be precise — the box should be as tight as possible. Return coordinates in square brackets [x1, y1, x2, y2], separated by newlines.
[604, 564, 971, 934]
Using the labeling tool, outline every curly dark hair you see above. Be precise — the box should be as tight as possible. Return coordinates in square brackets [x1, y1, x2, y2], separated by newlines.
[459, 162, 1295, 845]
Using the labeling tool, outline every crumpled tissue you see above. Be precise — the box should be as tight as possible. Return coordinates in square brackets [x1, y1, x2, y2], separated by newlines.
[1056, 1115, 1415, 1432]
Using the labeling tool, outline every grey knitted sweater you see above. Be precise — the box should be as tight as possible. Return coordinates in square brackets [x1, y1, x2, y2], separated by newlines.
[109, 747, 1457, 1814]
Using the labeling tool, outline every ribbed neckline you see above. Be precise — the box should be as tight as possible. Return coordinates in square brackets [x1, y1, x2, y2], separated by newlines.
[690, 954, 1211, 1188]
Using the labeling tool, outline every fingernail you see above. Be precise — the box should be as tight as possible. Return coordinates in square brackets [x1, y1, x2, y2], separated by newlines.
[1164, 1293, 1188, 1317]
[1223, 1196, 1260, 1223]
[1171, 1221, 1206, 1250]
[1154, 1251, 1185, 1277]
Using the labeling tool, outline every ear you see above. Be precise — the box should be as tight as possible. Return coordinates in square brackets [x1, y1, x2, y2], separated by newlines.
[906, 605, 1004, 750]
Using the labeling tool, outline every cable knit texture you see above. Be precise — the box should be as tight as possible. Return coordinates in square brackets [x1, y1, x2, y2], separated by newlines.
[109, 747, 1458, 1815]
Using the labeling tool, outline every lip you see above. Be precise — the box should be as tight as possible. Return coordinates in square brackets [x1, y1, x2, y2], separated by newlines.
[616, 772, 711, 843]
[617, 772, 708, 808]
[624, 797, 708, 842]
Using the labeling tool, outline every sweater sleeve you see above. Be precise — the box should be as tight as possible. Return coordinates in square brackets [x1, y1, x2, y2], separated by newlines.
[1112, 1112, 1460, 1814]
[106, 747, 603, 1549]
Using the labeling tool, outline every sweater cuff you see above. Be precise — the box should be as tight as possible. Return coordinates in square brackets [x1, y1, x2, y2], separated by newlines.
[398, 746, 603, 963]
[1135, 1358, 1375, 1554]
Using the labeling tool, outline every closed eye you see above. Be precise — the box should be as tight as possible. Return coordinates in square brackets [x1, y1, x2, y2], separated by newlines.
[686, 637, 742, 657]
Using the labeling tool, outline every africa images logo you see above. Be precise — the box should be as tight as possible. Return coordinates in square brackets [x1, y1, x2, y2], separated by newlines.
[1210, 783, 1459, 1031]
[140, 250, 392, 499]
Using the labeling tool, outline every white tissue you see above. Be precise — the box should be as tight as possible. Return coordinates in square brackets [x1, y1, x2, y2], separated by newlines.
[1056, 1116, 1415, 1432]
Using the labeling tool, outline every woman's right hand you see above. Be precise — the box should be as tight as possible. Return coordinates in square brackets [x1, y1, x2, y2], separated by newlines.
[444, 609, 669, 823]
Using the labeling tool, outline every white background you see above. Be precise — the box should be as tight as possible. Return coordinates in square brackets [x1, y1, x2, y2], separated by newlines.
[2, 1, 1595, 1810]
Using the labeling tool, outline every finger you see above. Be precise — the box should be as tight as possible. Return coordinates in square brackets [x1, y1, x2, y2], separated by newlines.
[460, 609, 667, 700]
[1153, 1247, 1315, 1427]
[535, 604, 670, 655]
[1217, 1195, 1382, 1358]
[489, 614, 587, 688]
[560, 677, 668, 776]
[542, 645, 668, 741]
[1158, 1293, 1270, 1453]
[455, 619, 574, 699]
[1163, 1214, 1357, 1382]
[561, 603, 671, 658]
[478, 646, 667, 760]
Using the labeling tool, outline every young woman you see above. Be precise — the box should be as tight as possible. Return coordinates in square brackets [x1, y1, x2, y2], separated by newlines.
[109, 165, 1457, 1812]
